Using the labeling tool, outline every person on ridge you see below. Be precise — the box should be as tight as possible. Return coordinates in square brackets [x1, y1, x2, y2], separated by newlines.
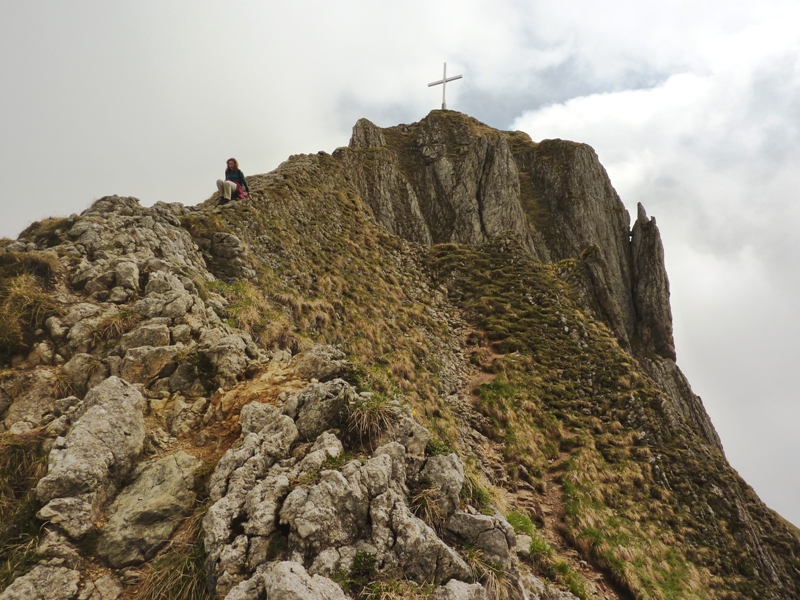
[216, 158, 249, 204]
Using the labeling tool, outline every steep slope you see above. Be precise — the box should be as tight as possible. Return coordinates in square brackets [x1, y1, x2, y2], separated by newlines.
[0, 111, 797, 600]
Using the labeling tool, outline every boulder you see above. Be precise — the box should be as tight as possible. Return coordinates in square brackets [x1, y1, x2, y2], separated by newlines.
[97, 451, 200, 567]
[61, 353, 108, 396]
[1, 369, 58, 431]
[119, 345, 180, 383]
[114, 261, 139, 291]
[224, 561, 347, 600]
[391, 501, 471, 584]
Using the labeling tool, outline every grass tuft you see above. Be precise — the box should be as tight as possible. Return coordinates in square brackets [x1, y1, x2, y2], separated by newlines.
[347, 393, 396, 449]
[0, 429, 48, 592]
[136, 506, 210, 600]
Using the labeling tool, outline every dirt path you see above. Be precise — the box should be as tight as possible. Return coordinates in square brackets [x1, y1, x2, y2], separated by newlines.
[460, 330, 629, 600]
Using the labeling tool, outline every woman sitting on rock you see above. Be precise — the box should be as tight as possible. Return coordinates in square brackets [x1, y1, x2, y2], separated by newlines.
[216, 158, 249, 204]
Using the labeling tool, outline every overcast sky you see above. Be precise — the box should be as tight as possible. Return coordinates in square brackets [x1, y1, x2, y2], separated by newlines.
[2, 1, 799, 524]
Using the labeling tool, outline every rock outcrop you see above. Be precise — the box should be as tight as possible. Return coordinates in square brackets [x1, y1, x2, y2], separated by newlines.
[0, 110, 797, 600]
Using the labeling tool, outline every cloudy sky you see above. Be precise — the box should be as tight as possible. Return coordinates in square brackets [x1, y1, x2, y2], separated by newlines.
[2, 1, 799, 523]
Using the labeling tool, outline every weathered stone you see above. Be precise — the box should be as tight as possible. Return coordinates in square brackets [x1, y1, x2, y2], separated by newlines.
[289, 379, 355, 441]
[262, 561, 348, 600]
[61, 353, 107, 395]
[118, 323, 171, 352]
[291, 345, 347, 382]
[433, 580, 488, 600]
[420, 453, 464, 519]
[240, 402, 282, 436]
[391, 502, 471, 584]
[445, 511, 516, 564]
[119, 345, 179, 383]
[205, 415, 299, 591]
[36, 377, 145, 538]
[2, 369, 58, 431]
[0, 565, 80, 600]
[114, 261, 139, 291]
[98, 451, 200, 567]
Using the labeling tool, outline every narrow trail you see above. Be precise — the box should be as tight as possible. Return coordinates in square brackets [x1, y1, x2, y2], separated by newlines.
[460, 329, 629, 600]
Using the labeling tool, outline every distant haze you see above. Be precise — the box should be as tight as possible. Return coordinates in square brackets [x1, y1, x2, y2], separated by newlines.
[2, 1, 799, 524]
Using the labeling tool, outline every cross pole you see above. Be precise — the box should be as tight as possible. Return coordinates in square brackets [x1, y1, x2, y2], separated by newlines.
[428, 62, 462, 110]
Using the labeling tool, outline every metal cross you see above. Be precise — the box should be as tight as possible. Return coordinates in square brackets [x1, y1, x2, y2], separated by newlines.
[428, 62, 462, 110]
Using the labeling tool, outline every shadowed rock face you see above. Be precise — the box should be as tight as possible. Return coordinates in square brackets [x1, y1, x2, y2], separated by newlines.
[339, 110, 720, 451]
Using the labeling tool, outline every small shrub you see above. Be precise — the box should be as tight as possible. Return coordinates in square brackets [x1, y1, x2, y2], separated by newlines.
[425, 437, 452, 457]
[506, 510, 534, 537]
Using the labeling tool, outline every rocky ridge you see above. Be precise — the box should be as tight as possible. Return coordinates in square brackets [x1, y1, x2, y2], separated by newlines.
[0, 110, 797, 600]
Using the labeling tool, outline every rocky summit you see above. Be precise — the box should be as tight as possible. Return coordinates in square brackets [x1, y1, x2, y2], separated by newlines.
[0, 110, 797, 600]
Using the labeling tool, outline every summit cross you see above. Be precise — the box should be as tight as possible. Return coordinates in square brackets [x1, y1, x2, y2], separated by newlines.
[428, 62, 462, 110]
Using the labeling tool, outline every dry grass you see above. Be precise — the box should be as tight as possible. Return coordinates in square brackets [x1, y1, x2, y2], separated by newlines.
[409, 483, 445, 530]
[95, 309, 142, 342]
[358, 580, 436, 599]
[346, 393, 396, 449]
[0, 429, 49, 591]
[0, 273, 58, 364]
[136, 506, 209, 600]
[463, 548, 514, 600]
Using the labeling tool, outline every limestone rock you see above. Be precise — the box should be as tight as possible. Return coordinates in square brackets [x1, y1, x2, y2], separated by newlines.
[97, 451, 200, 567]
[433, 580, 488, 600]
[204, 414, 298, 593]
[119, 345, 179, 383]
[118, 323, 171, 352]
[61, 353, 108, 396]
[419, 453, 464, 519]
[225, 561, 347, 600]
[446, 511, 516, 564]
[36, 377, 145, 538]
[288, 379, 355, 441]
[291, 345, 347, 382]
[1, 369, 59, 431]
[391, 502, 471, 584]
[0, 565, 80, 600]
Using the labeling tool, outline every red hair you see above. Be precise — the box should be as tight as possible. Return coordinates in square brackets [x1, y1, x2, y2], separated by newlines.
[227, 158, 239, 169]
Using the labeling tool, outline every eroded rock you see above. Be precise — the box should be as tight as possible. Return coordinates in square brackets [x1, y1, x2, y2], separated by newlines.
[98, 451, 200, 567]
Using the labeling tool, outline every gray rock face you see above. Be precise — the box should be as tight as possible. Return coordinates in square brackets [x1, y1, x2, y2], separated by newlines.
[97, 451, 200, 567]
[0, 565, 80, 600]
[286, 379, 355, 441]
[433, 580, 488, 600]
[419, 453, 465, 519]
[224, 561, 347, 600]
[204, 413, 299, 594]
[291, 345, 347, 382]
[445, 511, 516, 564]
[342, 114, 538, 255]
[118, 323, 171, 352]
[390, 501, 471, 584]
[36, 376, 145, 538]
[1, 369, 59, 432]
